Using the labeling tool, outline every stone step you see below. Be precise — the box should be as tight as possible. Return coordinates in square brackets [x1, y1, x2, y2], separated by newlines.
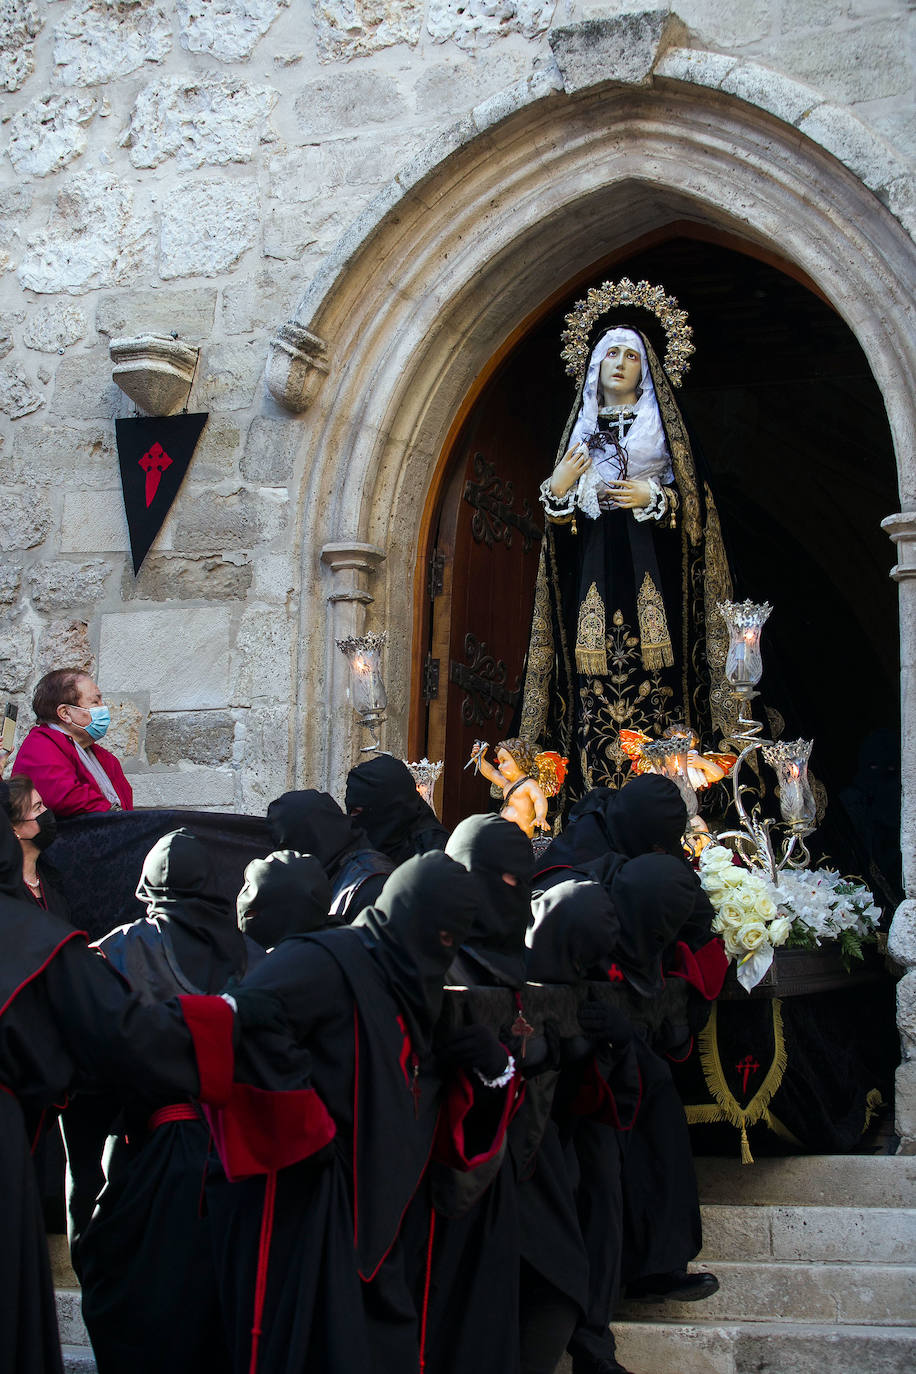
[694, 1155, 916, 1209]
[699, 1203, 916, 1264]
[56, 1290, 88, 1347]
[62, 1348, 96, 1374]
[555, 1321, 916, 1374]
[615, 1260, 916, 1327]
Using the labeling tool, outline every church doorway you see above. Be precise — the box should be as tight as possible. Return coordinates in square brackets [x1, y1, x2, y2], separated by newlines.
[414, 231, 900, 904]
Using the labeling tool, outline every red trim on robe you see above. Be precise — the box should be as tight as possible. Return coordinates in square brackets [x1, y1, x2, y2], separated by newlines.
[432, 1067, 524, 1171]
[177, 994, 235, 1106]
[667, 937, 729, 1000]
[531, 862, 574, 882]
[204, 1083, 336, 1183]
[0, 929, 86, 1019]
[571, 1056, 643, 1130]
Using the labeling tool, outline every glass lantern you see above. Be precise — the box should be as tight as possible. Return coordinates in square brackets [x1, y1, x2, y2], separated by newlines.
[762, 739, 816, 834]
[405, 758, 444, 814]
[336, 632, 388, 752]
[717, 599, 773, 695]
[641, 735, 699, 820]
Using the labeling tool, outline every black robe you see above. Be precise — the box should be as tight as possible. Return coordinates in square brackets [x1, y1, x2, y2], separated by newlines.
[78, 829, 263, 1374]
[0, 896, 228, 1374]
[207, 853, 488, 1374]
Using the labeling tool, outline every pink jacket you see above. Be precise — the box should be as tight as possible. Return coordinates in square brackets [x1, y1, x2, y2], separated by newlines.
[13, 724, 133, 817]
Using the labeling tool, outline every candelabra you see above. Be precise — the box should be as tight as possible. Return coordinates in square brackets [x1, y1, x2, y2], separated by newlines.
[715, 600, 816, 878]
[404, 758, 444, 814]
[336, 631, 388, 754]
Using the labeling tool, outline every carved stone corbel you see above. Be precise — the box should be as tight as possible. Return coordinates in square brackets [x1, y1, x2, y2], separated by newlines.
[109, 335, 199, 416]
[265, 323, 329, 412]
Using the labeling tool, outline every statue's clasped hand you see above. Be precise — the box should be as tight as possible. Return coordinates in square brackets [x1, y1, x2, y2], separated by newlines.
[604, 478, 653, 510]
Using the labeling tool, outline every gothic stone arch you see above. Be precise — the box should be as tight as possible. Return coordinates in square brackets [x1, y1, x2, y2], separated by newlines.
[272, 57, 916, 1144]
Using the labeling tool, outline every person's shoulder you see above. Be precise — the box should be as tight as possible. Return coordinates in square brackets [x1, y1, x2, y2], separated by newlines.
[13, 723, 69, 766]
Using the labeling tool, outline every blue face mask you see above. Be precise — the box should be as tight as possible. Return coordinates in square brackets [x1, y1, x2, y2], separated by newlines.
[83, 706, 111, 741]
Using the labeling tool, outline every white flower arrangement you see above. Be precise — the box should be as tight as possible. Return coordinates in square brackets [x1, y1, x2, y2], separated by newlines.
[698, 845, 880, 992]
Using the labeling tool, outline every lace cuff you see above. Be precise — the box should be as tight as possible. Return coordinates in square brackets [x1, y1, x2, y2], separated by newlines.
[539, 476, 576, 523]
[220, 993, 238, 1014]
[474, 1054, 516, 1089]
[632, 476, 667, 523]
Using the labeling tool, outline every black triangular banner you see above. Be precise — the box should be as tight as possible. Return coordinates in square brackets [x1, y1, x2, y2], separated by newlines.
[116, 413, 208, 574]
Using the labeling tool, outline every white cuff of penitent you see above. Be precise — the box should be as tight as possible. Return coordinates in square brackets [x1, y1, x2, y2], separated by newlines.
[474, 1054, 516, 1089]
[632, 477, 667, 522]
[220, 993, 238, 1013]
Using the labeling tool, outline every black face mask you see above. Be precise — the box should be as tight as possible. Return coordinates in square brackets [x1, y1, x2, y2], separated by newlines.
[31, 809, 57, 853]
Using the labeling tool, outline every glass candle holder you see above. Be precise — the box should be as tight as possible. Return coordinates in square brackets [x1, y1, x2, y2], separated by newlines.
[405, 758, 444, 814]
[641, 736, 699, 820]
[336, 632, 388, 716]
[717, 599, 772, 693]
[762, 739, 816, 834]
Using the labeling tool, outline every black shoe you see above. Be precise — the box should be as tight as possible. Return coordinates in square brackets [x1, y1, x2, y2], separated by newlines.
[625, 1269, 720, 1302]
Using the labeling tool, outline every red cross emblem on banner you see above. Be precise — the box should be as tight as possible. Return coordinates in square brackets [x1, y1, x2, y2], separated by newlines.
[139, 442, 173, 507]
[735, 1055, 760, 1094]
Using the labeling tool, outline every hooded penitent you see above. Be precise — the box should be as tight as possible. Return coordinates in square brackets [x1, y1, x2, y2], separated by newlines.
[602, 775, 687, 859]
[353, 851, 480, 1055]
[608, 854, 697, 996]
[236, 850, 334, 950]
[266, 790, 365, 875]
[132, 828, 249, 993]
[526, 880, 621, 984]
[445, 813, 535, 988]
[345, 755, 449, 863]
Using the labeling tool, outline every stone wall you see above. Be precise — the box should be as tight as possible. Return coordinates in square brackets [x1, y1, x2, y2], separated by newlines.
[0, 0, 912, 813]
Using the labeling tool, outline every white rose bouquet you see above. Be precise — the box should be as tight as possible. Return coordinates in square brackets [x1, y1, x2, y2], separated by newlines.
[698, 844, 880, 992]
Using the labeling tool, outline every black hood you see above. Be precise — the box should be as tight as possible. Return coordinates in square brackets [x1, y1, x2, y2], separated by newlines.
[267, 790, 367, 876]
[345, 755, 449, 862]
[236, 849, 334, 950]
[445, 813, 534, 988]
[136, 828, 247, 992]
[534, 787, 615, 871]
[609, 854, 698, 994]
[353, 852, 480, 1052]
[603, 775, 687, 858]
[526, 879, 620, 984]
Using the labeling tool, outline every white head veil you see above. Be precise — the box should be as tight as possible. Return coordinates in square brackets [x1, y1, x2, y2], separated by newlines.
[566, 328, 674, 517]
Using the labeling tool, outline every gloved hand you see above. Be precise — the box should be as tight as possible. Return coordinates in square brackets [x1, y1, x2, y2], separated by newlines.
[229, 988, 289, 1035]
[577, 999, 635, 1046]
[439, 1024, 510, 1082]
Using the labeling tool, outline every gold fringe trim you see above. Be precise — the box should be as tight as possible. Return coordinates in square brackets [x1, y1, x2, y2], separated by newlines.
[692, 1001, 789, 1165]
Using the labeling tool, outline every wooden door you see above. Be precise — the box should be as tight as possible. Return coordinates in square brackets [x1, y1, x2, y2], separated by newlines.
[419, 323, 571, 828]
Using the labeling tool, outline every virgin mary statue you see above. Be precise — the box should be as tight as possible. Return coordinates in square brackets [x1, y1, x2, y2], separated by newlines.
[519, 280, 735, 805]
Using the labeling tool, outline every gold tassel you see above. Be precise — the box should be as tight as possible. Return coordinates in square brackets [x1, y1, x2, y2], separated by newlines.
[862, 1088, 884, 1133]
[740, 1123, 754, 1166]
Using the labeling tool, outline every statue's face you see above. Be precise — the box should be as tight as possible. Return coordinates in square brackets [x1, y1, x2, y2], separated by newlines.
[599, 343, 642, 405]
[497, 747, 524, 782]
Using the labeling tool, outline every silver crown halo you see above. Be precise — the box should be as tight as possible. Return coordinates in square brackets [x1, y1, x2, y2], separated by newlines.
[560, 278, 694, 387]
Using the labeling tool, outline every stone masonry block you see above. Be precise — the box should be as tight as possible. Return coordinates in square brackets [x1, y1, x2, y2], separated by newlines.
[53, 0, 171, 87]
[315, 0, 422, 63]
[145, 710, 236, 766]
[292, 70, 407, 138]
[551, 13, 690, 93]
[104, 696, 144, 760]
[27, 559, 113, 612]
[232, 606, 292, 704]
[177, 0, 289, 63]
[195, 341, 264, 412]
[127, 76, 278, 170]
[23, 302, 87, 353]
[236, 705, 290, 811]
[0, 487, 51, 549]
[240, 414, 299, 483]
[96, 287, 217, 343]
[159, 179, 259, 280]
[698, 1205, 771, 1262]
[0, 618, 35, 692]
[37, 619, 93, 676]
[60, 489, 129, 553]
[8, 423, 115, 484]
[171, 487, 287, 553]
[123, 553, 253, 602]
[99, 608, 232, 710]
[130, 768, 235, 810]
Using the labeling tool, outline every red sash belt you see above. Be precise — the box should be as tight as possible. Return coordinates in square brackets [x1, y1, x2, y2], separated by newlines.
[148, 1103, 199, 1131]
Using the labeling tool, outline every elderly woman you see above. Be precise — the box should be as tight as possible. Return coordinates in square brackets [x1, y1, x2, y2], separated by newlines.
[519, 303, 733, 806]
[13, 667, 132, 818]
[0, 774, 69, 917]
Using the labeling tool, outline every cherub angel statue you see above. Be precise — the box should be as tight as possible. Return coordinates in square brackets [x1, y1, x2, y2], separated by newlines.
[467, 737, 567, 839]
